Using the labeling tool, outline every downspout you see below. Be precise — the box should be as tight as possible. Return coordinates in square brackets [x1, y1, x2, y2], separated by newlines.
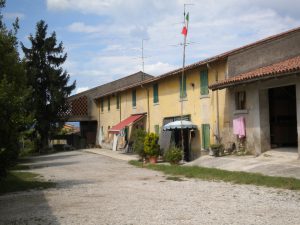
[207, 63, 220, 143]
[98, 98, 101, 146]
[141, 84, 150, 133]
[119, 94, 122, 122]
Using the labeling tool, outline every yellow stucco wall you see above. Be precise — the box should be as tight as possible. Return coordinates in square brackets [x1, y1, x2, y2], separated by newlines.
[97, 60, 227, 158]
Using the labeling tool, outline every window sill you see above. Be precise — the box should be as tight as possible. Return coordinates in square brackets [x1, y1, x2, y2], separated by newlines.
[153, 102, 159, 106]
[234, 109, 248, 115]
[132, 106, 137, 109]
[200, 94, 210, 99]
[179, 97, 188, 102]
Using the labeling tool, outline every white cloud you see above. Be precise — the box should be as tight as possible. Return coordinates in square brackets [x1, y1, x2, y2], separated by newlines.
[75, 87, 89, 94]
[55, 0, 300, 90]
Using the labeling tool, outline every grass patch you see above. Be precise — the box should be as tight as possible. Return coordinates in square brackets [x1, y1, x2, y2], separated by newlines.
[129, 160, 300, 190]
[0, 171, 55, 195]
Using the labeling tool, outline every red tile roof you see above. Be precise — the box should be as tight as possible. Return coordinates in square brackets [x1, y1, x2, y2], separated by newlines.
[209, 55, 300, 90]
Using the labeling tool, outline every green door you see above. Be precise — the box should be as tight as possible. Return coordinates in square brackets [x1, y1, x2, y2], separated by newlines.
[202, 124, 210, 150]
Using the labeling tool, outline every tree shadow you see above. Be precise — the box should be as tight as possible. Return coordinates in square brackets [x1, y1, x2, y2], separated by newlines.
[0, 190, 60, 225]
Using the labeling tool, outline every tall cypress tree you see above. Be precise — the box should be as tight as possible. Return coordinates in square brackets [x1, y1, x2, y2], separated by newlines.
[22, 20, 76, 151]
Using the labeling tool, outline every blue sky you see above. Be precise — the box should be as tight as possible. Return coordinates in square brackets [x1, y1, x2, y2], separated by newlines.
[2, 0, 300, 94]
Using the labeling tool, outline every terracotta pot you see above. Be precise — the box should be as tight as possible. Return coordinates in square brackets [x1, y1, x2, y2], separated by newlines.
[149, 156, 158, 164]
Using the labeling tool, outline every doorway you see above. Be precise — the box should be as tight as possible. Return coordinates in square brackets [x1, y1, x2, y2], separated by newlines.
[173, 129, 190, 161]
[268, 85, 297, 148]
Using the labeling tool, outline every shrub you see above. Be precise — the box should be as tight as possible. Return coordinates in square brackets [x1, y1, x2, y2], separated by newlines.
[164, 147, 182, 164]
[144, 133, 160, 157]
[132, 129, 147, 159]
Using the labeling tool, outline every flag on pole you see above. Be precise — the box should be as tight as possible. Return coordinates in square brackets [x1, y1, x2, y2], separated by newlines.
[181, 12, 189, 36]
[181, 26, 187, 36]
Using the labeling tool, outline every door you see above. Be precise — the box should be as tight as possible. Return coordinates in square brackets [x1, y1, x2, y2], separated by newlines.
[202, 124, 210, 150]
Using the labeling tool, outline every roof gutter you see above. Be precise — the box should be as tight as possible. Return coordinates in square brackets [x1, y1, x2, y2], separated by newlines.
[209, 70, 300, 90]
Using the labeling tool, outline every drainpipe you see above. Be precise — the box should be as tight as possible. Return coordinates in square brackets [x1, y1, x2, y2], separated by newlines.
[141, 84, 150, 133]
[207, 63, 220, 143]
[119, 94, 122, 122]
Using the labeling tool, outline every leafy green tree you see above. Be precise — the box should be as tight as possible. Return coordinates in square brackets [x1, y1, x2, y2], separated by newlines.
[0, 0, 31, 177]
[22, 20, 76, 151]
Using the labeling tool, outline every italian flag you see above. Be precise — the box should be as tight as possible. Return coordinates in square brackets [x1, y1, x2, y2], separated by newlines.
[181, 12, 189, 36]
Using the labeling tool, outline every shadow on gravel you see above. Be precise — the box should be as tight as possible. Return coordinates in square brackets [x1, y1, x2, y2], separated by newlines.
[30, 161, 79, 169]
[0, 191, 60, 225]
[28, 153, 80, 162]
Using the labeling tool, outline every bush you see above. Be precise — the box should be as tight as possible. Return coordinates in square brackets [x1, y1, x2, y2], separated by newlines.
[164, 147, 182, 164]
[132, 129, 147, 159]
[144, 133, 160, 157]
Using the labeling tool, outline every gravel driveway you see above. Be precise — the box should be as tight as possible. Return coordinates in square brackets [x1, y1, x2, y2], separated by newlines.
[0, 150, 300, 225]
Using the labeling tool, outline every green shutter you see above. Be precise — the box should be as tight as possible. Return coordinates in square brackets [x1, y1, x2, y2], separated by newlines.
[179, 75, 187, 98]
[101, 98, 104, 112]
[153, 83, 159, 103]
[154, 125, 160, 135]
[116, 94, 120, 109]
[107, 96, 110, 111]
[201, 124, 210, 150]
[200, 70, 209, 95]
[132, 89, 136, 107]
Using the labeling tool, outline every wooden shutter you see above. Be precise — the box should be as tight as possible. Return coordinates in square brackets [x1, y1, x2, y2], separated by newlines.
[201, 124, 210, 150]
[154, 125, 160, 135]
[107, 96, 110, 111]
[179, 75, 187, 98]
[200, 70, 209, 95]
[132, 90, 136, 107]
[116, 94, 120, 109]
[153, 84, 159, 103]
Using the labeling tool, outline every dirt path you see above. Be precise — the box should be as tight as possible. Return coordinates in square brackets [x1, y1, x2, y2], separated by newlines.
[0, 150, 300, 225]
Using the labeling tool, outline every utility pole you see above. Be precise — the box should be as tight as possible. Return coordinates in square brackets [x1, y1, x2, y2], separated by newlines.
[180, 3, 192, 162]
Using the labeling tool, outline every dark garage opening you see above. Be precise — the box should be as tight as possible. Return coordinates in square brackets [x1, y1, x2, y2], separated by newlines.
[268, 85, 297, 148]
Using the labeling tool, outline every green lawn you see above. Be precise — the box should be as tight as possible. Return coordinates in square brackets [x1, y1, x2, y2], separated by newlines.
[129, 160, 300, 190]
[0, 167, 55, 195]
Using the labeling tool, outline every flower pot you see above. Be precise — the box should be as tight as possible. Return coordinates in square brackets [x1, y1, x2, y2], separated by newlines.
[149, 156, 158, 164]
[211, 148, 220, 157]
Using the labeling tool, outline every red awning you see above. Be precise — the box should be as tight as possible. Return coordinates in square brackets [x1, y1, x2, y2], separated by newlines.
[109, 114, 145, 133]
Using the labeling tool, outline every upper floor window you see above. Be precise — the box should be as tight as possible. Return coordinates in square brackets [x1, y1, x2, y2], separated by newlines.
[235, 91, 246, 110]
[132, 89, 136, 107]
[179, 75, 187, 98]
[200, 69, 209, 95]
[116, 94, 120, 109]
[100, 98, 104, 112]
[107, 96, 110, 111]
[153, 83, 159, 103]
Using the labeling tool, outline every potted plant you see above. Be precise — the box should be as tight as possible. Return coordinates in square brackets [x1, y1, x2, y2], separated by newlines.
[210, 144, 224, 157]
[164, 146, 182, 165]
[144, 133, 160, 164]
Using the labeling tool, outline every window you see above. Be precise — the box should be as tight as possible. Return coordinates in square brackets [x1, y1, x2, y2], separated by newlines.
[100, 98, 104, 112]
[116, 94, 120, 109]
[132, 89, 136, 107]
[179, 75, 187, 98]
[235, 91, 246, 110]
[154, 125, 160, 135]
[200, 69, 209, 95]
[107, 96, 110, 111]
[153, 83, 159, 103]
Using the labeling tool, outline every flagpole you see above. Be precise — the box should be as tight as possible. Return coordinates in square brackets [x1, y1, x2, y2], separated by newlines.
[180, 5, 188, 163]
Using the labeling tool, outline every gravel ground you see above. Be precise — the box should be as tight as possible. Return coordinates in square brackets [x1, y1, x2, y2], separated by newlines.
[0, 150, 300, 225]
